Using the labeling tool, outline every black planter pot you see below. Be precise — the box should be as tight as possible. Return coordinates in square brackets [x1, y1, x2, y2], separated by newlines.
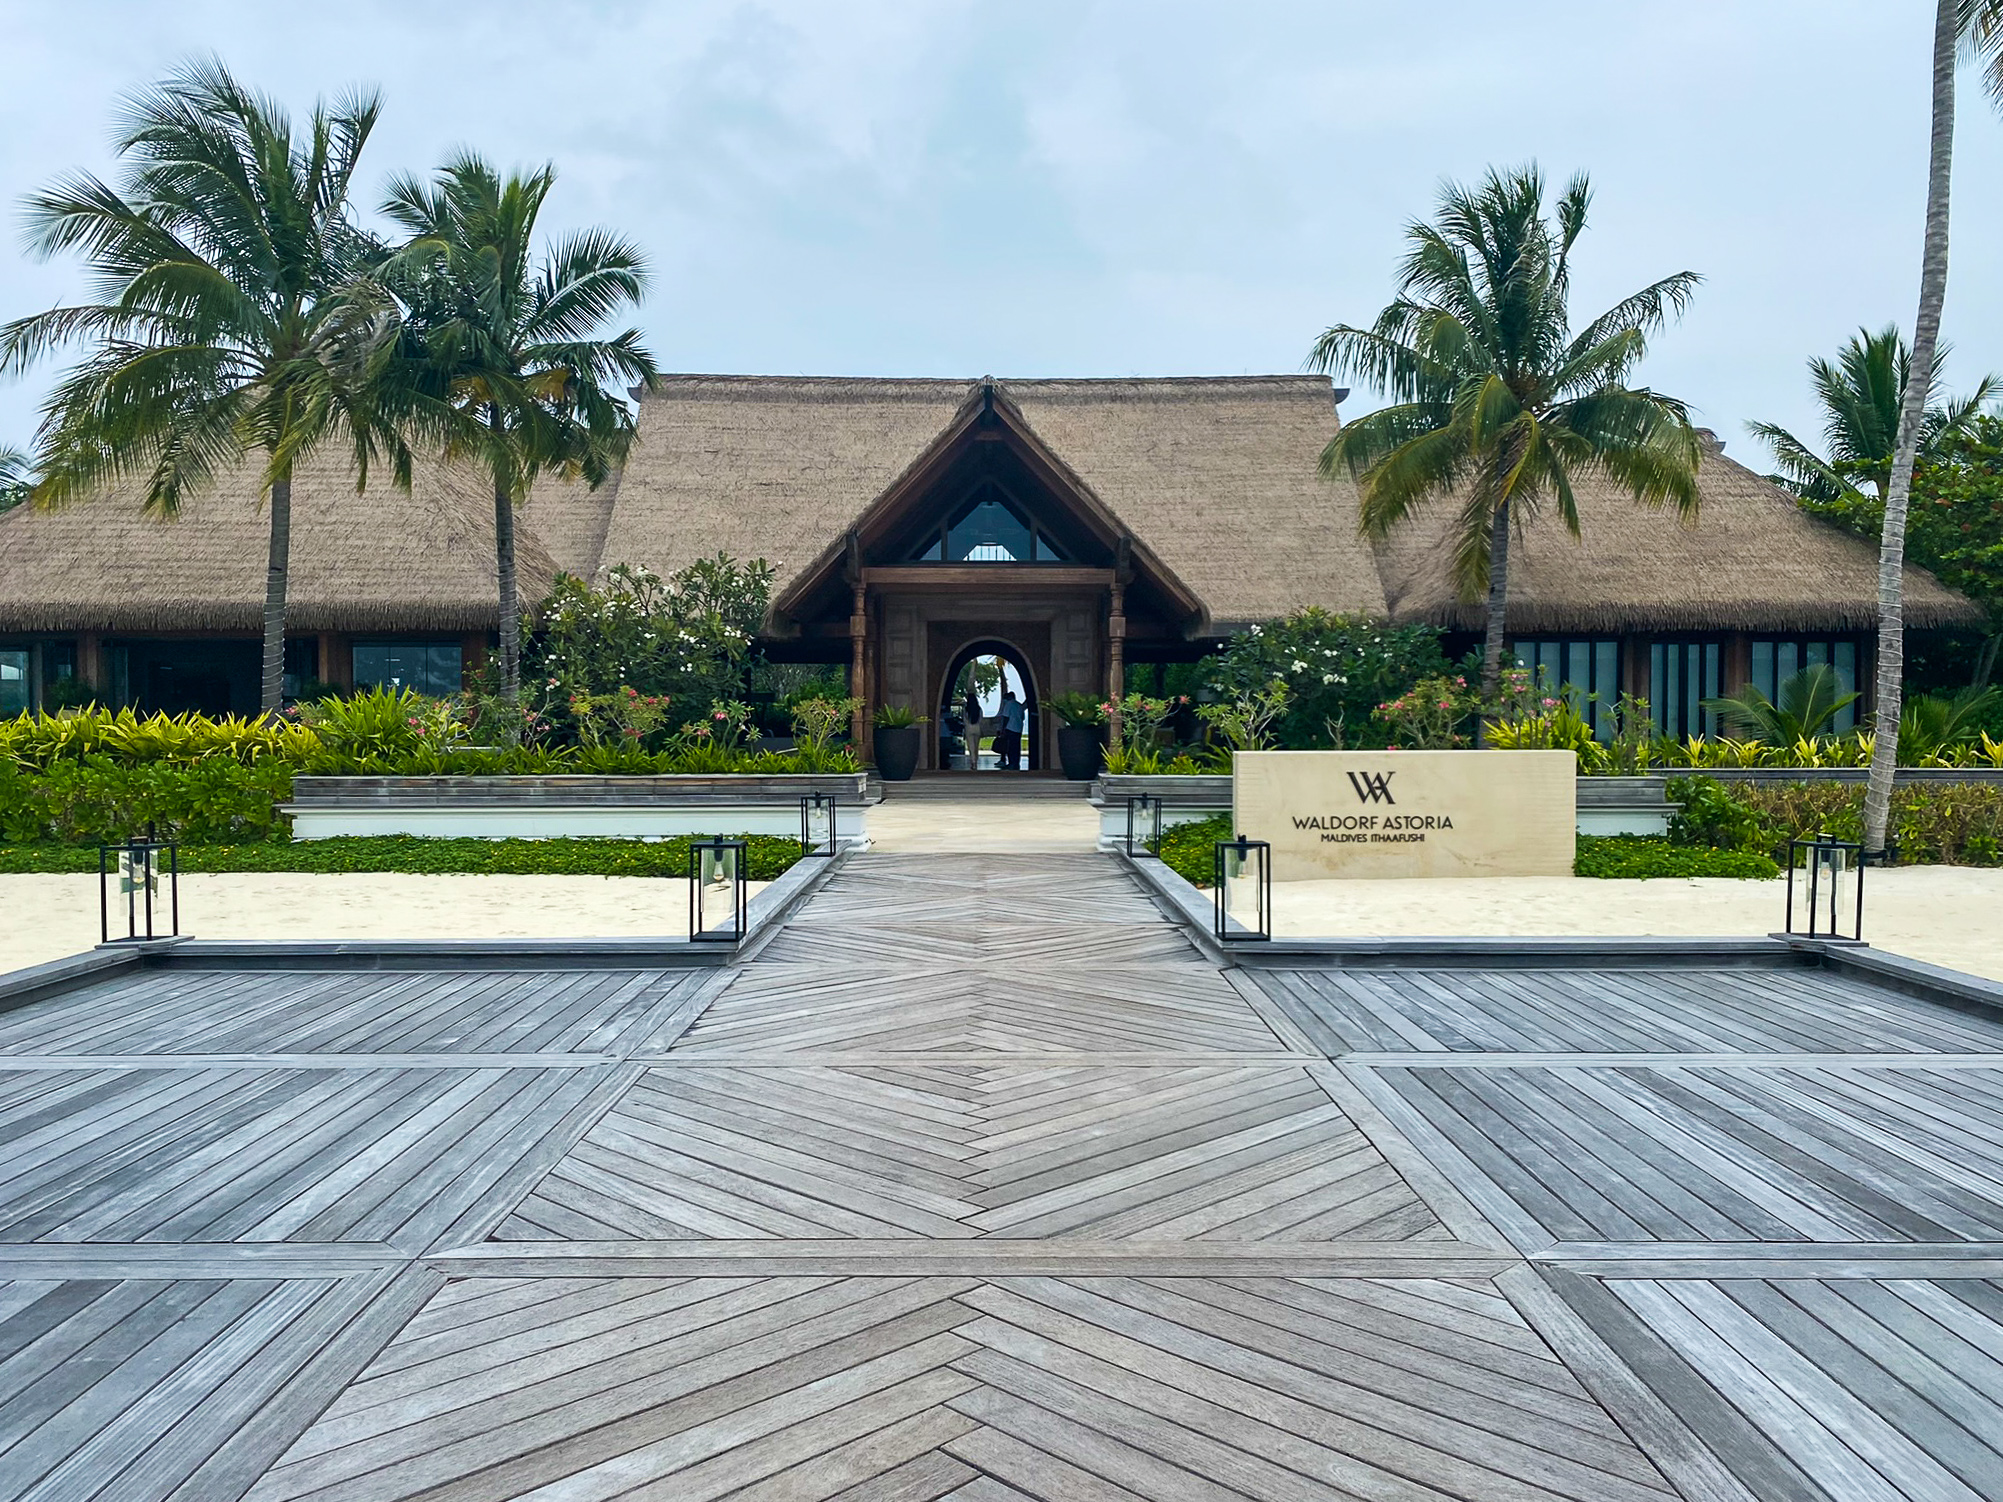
[1057, 723, 1103, 781]
[874, 725, 922, 781]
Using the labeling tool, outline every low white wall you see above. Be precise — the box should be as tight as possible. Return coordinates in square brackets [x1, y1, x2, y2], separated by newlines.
[290, 804, 870, 843]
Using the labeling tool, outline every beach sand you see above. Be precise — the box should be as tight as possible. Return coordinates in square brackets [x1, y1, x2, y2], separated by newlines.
[1266, 866, 2003, 981]
[0, 874, 767, 973]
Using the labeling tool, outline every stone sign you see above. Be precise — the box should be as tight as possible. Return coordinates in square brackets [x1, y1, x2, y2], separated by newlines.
[1233, 750, 1576, 879]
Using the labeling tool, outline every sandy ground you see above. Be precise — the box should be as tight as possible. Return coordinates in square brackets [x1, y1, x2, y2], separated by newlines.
[0, 874, 767, 974]
[1266, 867, 2003, 982]
[866, 798, 1103, 853]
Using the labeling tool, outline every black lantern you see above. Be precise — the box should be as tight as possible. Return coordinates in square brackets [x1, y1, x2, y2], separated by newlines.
[688, 837, 749, 943]
[1213, 835, 1271, 942]
[1125, 793, 1164, 858]
[1786, 834, 1864, 942]
[100, 824, 180, 944]
[800, 792, 839, 858]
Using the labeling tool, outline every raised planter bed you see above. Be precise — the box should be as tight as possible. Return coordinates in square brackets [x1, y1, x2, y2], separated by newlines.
[285, 773, 875, 841]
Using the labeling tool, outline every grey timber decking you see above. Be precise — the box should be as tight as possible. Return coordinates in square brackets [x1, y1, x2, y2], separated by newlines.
[5, 850, 2003, 1498]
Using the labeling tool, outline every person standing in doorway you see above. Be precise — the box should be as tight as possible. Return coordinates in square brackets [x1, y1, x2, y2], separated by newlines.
[962, 689, 984, 771]
[998, 689, 1025, 770]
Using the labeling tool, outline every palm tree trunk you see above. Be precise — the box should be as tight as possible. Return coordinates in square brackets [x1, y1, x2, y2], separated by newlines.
[259, 462, 292, 716]
[1865, 0, 1957, 856]
[493, 471, 521, 703]
[1476, 497, 1511, 747]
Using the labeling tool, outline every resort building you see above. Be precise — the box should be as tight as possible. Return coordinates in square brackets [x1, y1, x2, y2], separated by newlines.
[0, 374, 1980, 762]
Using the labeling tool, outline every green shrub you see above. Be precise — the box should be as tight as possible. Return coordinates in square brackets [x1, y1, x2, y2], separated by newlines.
[0, 834, 803, 880]
[0, 757, 296, 845]
[1205, 610, 1451, 749]
[1146, 812, 1234, 887]
[1665, 773, 2003, 866]
[1575, 836, 1779, 880]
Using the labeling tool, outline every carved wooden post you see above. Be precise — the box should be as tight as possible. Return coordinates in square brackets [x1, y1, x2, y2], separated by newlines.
[850, 581, 868, 749]
[1107, 536, 1133, 749]
[844, 532, 868, 755]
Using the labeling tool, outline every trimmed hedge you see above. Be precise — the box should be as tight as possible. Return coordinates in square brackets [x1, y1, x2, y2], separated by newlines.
[0, 835, 804, 881]
[1574, 836, 1780, 880]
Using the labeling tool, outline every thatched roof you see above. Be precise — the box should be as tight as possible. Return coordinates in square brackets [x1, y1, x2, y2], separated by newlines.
[0, 448, 554, 633]
[0, 375, 1981, 638]
[1369, 431, 1983, 633]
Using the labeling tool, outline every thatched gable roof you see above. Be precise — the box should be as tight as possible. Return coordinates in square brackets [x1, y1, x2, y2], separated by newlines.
[1369, 432, 1982, 633]
[0, 374, 1981, 639]
[0, 448, 554, 633]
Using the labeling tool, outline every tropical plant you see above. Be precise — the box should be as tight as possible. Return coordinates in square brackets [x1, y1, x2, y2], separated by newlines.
[528, 559, 772, 732]
[789, 695, 860, 766]
[1750, 326, 1996, 503]
[381, 154, 659, 701]
[871, 703, 926, 730]
[1699, 665, 1860, 744]
[0, 446, 32, 513]
[1046, 692, 1106, 728]
[1900, 685, 2002, 763]
[1194, 679, 1291, 752]
[1373, 674, 1480, 748]
[568, 685, 672, 748]
[0, 60, 412, 714]
[1308, 165, 1702, 715]
[1202, 610, 1450, 749]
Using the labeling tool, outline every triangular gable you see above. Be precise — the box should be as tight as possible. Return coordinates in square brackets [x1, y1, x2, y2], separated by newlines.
[772, 378, 1208, 631]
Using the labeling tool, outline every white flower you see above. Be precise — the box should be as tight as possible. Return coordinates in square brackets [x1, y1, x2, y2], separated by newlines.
[1291, 659, 1308, 672]
[1322, 674, 1338, 685]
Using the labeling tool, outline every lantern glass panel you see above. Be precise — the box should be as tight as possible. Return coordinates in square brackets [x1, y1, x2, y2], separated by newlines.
[690, 838, 748, 942]
[801, 793, 837, 857]
[1126, 794, 1163, 858]
[1786, 835, 1864, 941]
[1213, 838, 1272, 942]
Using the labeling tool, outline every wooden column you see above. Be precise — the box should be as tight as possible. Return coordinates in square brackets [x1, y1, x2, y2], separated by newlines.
[1106, 579, 1126, 747]
[850, 581, 868, 751]
[76, 632, 103, 698]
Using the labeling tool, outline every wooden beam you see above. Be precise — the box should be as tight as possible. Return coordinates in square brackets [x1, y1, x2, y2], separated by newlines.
[860, 566, 1115, 590]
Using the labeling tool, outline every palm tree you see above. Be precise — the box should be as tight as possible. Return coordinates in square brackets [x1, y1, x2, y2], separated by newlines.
[1750, 325, 1995, 503]
[1308, 165, 1703, 715]
[0, 447, 32, 513]
[1865, 0, 2003, 855]
[380, 154, 658, 703]
[0, 59, 408, 714]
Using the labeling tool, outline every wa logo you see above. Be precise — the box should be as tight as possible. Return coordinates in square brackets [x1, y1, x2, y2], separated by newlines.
[1347, 771, 1397, 805]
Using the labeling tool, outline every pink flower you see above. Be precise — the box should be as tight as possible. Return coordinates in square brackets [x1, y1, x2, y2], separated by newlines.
[713, 710, 728, 720]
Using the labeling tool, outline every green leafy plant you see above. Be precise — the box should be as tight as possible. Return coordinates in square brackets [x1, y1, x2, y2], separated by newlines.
[569, 686, 673, 749]
[1700, 665, 1860, 744]
[1147, 812, 1235, 887]
[1047, 692, 1106, 728]
[871, 703, 926, 730]
[1374, 675, 1480, 748]
[1202, 610, 1449, 749]
[787, 696, 861, 771]
[1575, 836, 1779, 880]
[1900, 686, 2002, 763]
[1195, 679, 1290, 753]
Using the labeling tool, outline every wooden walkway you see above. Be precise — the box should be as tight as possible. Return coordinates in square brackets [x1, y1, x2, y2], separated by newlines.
[0, 853, 1999, 1498]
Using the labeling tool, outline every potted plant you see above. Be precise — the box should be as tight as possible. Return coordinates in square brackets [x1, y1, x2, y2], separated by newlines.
[1048, 692, 1107, 781]
[872, 703, 927, 781]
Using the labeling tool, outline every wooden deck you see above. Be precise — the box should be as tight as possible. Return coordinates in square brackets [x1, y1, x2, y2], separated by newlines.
[1, 853, 2000, 1499]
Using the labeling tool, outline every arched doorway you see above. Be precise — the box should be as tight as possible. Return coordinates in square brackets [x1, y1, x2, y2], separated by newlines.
[934, 638, 1041, 772]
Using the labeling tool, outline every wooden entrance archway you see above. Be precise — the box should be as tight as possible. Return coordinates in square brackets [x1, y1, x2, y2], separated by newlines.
[934, 635, 1043, 772]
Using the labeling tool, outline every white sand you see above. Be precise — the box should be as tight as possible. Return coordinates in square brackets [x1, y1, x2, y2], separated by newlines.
[0, 874, 766, 973]
[1267, 866, 2003, 982]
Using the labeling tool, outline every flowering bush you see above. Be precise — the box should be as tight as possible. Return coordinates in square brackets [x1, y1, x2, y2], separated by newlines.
[1204, 610, 1450, 749]
[1373, 675, 1480, 748]
[528, 556, 774, 736]
[1103, 693, 1185, 773]
[1195, 678, 1290, 753]
[569, 686, 674, 749]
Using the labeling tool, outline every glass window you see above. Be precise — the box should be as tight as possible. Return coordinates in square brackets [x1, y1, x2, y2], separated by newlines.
[1510, 637, 1623, 741]
[1647, 642, 1721, 739]
[353, 642, 463, 697]
[906, 484, 1070, 563]
[0, 650, 28, 716]
[1750, 637, 1861, 733]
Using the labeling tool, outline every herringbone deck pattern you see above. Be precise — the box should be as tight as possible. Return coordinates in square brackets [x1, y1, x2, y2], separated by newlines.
[495, 1063, 1444, 1242]
[247, 1272, 1674, 1502]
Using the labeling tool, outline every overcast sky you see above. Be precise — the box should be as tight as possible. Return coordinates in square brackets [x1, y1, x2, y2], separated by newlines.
[2, 1, 2000, 470]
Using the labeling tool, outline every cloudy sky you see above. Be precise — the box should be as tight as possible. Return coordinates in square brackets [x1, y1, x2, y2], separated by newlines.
[2, 1, 1999, 468]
